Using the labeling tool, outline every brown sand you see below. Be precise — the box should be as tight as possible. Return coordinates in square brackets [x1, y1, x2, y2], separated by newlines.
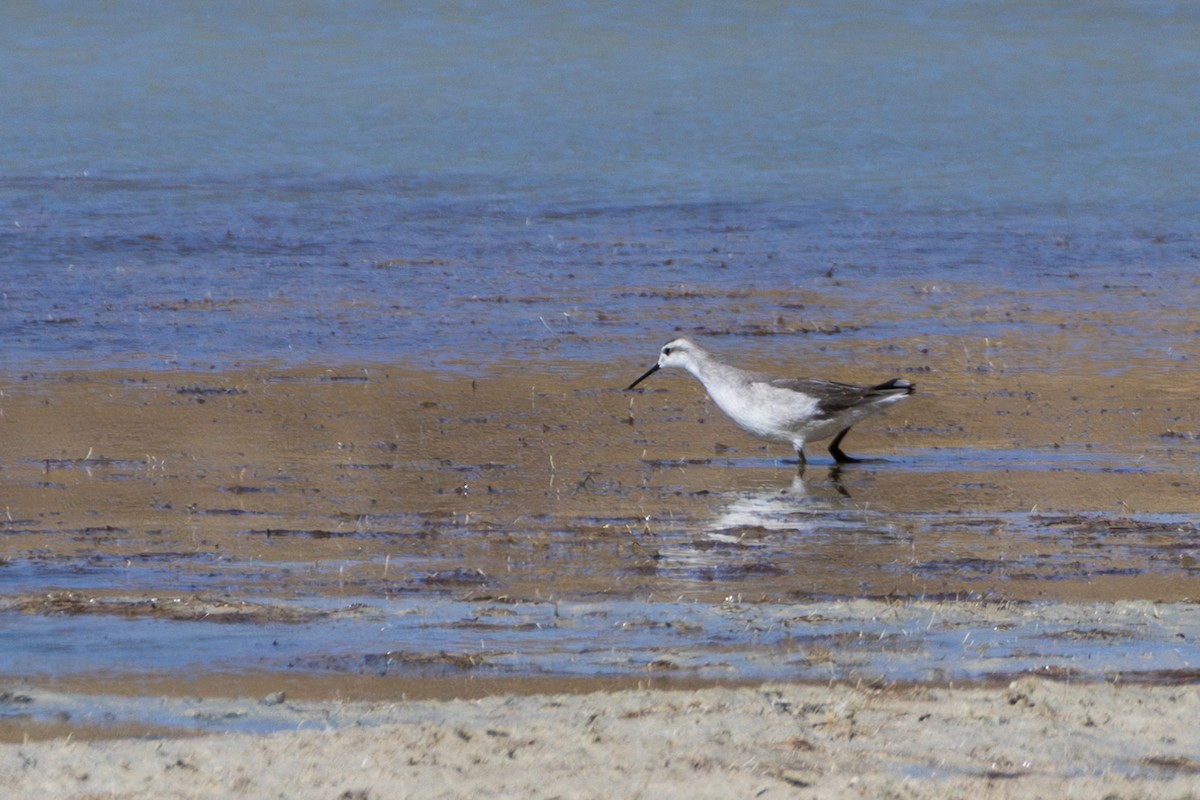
[2, 324, 1200, 797]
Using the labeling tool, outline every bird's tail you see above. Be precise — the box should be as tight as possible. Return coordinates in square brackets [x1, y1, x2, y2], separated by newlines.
[870, 378, 915, 396]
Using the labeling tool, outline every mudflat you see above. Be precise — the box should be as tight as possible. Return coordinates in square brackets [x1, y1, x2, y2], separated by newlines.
[2, 324, 1199, 797]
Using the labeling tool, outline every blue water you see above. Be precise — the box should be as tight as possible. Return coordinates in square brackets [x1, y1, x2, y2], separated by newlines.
[3, 594, 1196, 693]
[2, 2, 1199, 372]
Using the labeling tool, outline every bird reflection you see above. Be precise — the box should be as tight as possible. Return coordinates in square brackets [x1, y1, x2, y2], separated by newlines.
[708, 469, 850, 534]
[643, 470, 858, 582]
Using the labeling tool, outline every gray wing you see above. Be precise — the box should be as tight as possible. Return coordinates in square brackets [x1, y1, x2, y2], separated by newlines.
[769, 377, 913, 418]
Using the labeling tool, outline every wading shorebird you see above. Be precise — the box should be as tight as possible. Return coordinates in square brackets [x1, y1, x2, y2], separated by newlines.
[625, 337, 913, 471]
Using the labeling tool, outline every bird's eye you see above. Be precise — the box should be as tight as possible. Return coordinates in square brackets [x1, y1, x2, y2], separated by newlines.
[662, 347, 672, 355]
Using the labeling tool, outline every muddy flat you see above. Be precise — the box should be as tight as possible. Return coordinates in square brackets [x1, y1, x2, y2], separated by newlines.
[3, 221, 1200, 799]
[3, 315, 1200, 797]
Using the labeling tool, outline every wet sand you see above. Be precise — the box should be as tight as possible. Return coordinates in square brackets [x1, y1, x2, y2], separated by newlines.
[2, 325, 1200, 797]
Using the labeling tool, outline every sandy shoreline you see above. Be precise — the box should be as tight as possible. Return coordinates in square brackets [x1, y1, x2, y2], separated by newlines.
[4, 594, 1200, 797]
[4, 678, 1200, 799]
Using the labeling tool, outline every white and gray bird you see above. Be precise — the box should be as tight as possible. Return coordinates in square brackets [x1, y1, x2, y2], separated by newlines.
[626, 337, 913, 470]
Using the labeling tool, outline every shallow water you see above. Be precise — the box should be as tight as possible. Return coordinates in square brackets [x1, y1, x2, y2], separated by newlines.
[3, 182, 1197, 374]
[2, 362, 1199, 727]
[4, 3, 1200, 374]
[2, 2, 1200, 736]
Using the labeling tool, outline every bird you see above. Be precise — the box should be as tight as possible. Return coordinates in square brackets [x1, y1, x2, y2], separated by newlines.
[625, 337, 913, 471]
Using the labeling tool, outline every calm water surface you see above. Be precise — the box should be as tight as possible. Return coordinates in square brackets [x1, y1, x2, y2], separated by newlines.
[2, 1, 1198, 373]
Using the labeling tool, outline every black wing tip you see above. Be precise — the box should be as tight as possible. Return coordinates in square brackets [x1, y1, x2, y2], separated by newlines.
[873, 378, 915, 395]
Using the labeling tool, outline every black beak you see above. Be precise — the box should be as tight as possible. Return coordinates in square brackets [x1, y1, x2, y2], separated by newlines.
[625, 363, 660, 390]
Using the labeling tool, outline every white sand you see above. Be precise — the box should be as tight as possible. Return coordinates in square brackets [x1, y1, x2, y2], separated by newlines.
[4, 678, 1199, 799]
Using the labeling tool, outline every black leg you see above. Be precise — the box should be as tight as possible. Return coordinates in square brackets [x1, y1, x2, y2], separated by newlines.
[795, 448, 807, 475]
[828, 427, 862, 463]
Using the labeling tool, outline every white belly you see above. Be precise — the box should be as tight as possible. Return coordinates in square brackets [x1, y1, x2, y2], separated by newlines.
[710, 381, 822, 444]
